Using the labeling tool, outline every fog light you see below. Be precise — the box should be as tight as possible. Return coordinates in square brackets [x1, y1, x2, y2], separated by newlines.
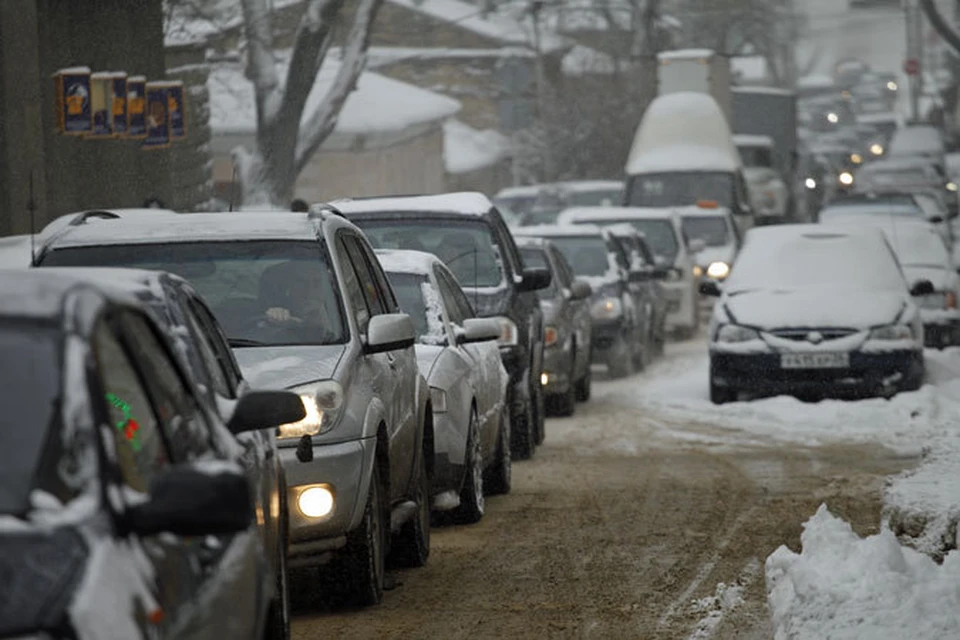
[839, 171, 854, 186]
[540, 372, 549, 386]
[870, 143, 884, 156]
[887, 81, 898, 91]
[805, 177, 817, 190]
[947, 182, 958, 192]
[850, 153, 863, 164]
[693, 265, 704, 277]
[297, 486, 334, 519]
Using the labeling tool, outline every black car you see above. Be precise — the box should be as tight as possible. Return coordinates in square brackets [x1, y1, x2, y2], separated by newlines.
[0, 270, 304, 639]
[335, 193, 552, 459]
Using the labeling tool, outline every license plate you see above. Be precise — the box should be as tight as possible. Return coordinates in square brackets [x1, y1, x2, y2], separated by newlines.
[780, 352, 849, 369]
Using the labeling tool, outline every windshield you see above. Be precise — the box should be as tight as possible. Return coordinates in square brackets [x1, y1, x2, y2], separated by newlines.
[626, 172, 734, 208]
[683, 216, 731, 247]
[579, 218, 679, 263]
[738, 147, 773, 168]
[385, 272, 445, 344]
[567, 189, 622, 207]
[0, 322, 66, 515]
[819, 204, 925, 221]
[519, 247, 558, 298]
[547, 237, 611, 278]
[354, 219, 504, 288]
[43, 241, 347, 347]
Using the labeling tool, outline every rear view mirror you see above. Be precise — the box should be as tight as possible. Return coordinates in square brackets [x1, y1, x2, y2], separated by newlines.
[518, 267, 552, 292]
[365, 313, 415, 354]
[910, 279, 936, 296]
[699, 280, 722, 297]
[127, 465, 252, 537]
[459, 318, 502, 343]
[929, 215, 945, 224]
[570, 279, 592, 300]
[227, 390, 306, 435]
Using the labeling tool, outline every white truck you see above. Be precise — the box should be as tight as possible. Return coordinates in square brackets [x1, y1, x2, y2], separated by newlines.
[657, 49, 733, 123]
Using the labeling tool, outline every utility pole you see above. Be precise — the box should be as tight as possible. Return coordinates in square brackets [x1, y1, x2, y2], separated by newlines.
[530, 0, 554, 182]
[905, 0, 925, 121]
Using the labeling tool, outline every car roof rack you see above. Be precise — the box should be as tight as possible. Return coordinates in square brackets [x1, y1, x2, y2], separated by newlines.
[307, 202, 346, 220]
[69, 210, 123, 226]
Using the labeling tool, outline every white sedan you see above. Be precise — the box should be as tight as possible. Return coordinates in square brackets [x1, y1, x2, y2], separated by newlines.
[378, 249, 511, 524]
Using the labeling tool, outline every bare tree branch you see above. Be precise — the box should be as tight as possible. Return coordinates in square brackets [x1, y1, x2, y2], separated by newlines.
[295, 0, 382, 172]
[239, 0, 282, 126]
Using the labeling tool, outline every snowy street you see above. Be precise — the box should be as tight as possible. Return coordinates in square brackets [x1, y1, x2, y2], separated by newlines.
[292, 332, 960, 638]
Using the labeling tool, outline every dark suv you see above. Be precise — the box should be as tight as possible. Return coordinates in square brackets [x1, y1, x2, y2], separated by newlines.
[334, 193, 552, 459]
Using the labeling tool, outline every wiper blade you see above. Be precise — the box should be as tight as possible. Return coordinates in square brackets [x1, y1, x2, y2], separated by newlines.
[228, 337, 267, 347]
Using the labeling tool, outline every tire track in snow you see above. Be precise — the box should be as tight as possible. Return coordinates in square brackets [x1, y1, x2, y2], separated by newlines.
[684, 558, 762, 640]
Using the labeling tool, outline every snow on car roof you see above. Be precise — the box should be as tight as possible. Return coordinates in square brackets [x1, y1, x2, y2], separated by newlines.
[495, 185, 544, 199]
[731, 86, 795, 97]
[512, 223, 604, 237]
[376, 249, 440, 276]
[334, 192, 494, 217]
[0, 270, 78, 319]
[733, 134, 774, 148]
[657, 48, 716, 60]
[554, 180, 623, 192]
[557, 206, 676, 225]
[0, 235, 33, 268]
[44, 212, 320, 249]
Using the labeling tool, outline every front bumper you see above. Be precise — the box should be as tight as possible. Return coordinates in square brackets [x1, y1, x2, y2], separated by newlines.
[710, 349, 924, 396]
[541, 342, 574, 394]
[282, 436, 376, 567]
[590, 318, 628, 362]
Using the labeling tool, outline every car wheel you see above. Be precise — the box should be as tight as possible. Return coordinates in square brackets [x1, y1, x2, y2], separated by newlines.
[263, 498, 290, 639]
[553, 357, 577, 417]
[532, 369, 546, 446]
[485, 405, 512, 495]
[392, 451, 431, 568]
[335, 463, 386, 606]
[454, 407, 485, 524]
[710, 379, 736, 404]
[511, 383, 536, 460]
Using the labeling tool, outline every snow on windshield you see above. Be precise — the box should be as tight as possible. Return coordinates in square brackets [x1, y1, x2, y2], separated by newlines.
[682, 215, 730, 247]
[386, 272, 446, 345]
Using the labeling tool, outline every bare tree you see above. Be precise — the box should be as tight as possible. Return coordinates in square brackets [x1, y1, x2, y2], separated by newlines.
[233, 0, 383, 205]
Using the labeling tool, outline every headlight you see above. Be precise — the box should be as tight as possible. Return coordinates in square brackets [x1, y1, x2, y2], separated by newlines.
[869, 324, 914, 341]
[493, 316, 518, 346]
[870, 143, 884, 156]
[716, 324, 760, 343]
[947, 182, 958, 192]
[887, 81, 898, 91]
[838, 171, 854, 186]
[277, 380, 344, 440]
[805, 177, 817, 190]
[706, 261, 730, 280]
[591, 297, 623, 320]
[827, 112, 839, 124]
[544, 325, 559, 347]
[850, 153, 863, 164]
[430, 387, 448, 413]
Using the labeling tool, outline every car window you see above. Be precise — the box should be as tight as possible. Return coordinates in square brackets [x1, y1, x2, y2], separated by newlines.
[384, 271, 444, 343]
[94, 321, 169, 494]
[117, 312, 214, 463]
[548, 236, 614, 278]
[180, 303, 231, 399]
[433, 268, 465, 326]
[188, 297, 242, 396]
[336, 234, 371, 334]
[343, 234, 388, 317]
[489, 210, 523, 277]
[551, 248, 576, 287]
[437, 268, 477, 322]
[357, 236, 400, 313]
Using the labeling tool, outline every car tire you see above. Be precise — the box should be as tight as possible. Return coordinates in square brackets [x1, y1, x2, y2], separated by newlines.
[553, 357, 577, 417]
[454, 407, 485, 524]
[485, 405, 512, 495]
[263, 496, 290, 640]
[511, 383, 536, 460]
[710, 380, 736, 404]
[335, 463, 386, 607]
[532, 369, 546, 446]
[392, 451, 431, 568]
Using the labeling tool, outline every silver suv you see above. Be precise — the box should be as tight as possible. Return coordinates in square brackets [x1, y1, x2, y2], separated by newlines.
[37, 208, 432, 606]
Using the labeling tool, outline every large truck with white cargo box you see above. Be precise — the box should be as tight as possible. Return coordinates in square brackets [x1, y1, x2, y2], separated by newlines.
[657, 49, 732, 123]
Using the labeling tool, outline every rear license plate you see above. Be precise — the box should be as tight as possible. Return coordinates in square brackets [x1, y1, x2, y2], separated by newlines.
[780, 352, 849, 369]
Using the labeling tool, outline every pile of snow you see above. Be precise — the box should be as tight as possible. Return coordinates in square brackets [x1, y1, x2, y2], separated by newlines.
[766, 505, 960, 639]
[562, 45, 616, 76]
[443, 119, 511, 174]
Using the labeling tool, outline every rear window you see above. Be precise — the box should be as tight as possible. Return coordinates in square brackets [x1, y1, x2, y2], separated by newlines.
[572, 217, 679, 264]
[545, 236, 612, 278]
[682, 216, 731, 247]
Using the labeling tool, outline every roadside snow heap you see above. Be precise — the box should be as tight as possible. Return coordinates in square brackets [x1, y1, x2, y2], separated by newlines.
[766, 504, 960, 639]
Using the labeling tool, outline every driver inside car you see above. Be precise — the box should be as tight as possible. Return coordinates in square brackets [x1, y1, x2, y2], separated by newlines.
[257, 260, 332, 338]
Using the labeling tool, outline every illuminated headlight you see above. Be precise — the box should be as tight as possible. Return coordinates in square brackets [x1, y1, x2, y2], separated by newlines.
[870, 143, 884, 156]
[850, 153, 863, 164]
[947, 182, 958, 192]
[297, 485, 334, 519]
[869, 324, 914, 341]
[430, 387, 448, 413]
[805, 178, 817, 190]
[693, 265, 704, 277]
[706, 261, 731, 280]
[827, 112, 839, 124]
[716, 324, 760, 343]
[887, 81, 898, 91]
[591, 297, 623, 320]
[540, 372, 549, 386]
[838, 171, 854, 186]
[276, 380, 343, 440]
[544, 325, 559, 347]
[493, 316, 518, 346]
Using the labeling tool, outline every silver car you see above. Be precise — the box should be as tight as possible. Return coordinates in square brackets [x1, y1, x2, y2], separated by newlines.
[378, 250, 512, 524]
[36, 209, 432, 607]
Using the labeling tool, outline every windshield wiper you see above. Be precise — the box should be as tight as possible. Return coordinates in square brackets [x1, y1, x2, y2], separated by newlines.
[228, 337, 268, 347]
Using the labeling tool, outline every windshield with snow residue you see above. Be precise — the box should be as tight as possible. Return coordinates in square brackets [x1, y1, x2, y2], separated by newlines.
[386, 272, 446, 344]
[625, 171, 733, 208]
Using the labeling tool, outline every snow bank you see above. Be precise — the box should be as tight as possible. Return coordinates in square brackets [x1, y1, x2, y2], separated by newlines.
[443, 119, 511, 174]
[766, 505, 960, 640]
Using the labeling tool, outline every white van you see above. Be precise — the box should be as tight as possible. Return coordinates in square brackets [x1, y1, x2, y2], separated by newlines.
[623, 92, 754, 233]
[733, 134, 790, 223]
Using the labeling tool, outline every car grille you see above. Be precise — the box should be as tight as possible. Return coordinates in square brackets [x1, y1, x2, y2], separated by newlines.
[768, 328, 858, 342]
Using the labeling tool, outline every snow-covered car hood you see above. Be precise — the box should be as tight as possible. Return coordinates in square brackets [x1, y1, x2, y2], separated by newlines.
[723, 289, 907, 330]
[903, 266, 956, 292]
[234, 345, 345, 390]
[696, 245, 737, 268]
[414, 344, 444, 380]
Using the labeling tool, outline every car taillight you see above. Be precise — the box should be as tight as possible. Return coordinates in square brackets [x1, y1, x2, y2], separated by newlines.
[948, 292, 957, 309]
[544, 326, 559, 347]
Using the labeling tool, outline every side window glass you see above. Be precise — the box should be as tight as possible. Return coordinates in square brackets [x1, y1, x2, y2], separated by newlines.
[337, 235, 371, 333]
[358, 238, 400, 313]
[190, 298, 242, 395]
[182, 304, 231, 398]
[490, 212, 522, 276]
[344, 236, 387, 316]
[440, 269, 476, 322]
[118, 312, 214, 462]
[95, 323, 169, 493]
[434, 271, 463, 326]
[552, 250, 573, 288]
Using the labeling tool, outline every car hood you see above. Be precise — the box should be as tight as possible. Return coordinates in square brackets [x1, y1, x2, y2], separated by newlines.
[696, 245, 737, 267]
[234, 345, 346, 389]
[414, 344, 444, 380]
[723, 289, 907, 329]
[903, 266, 955, 292]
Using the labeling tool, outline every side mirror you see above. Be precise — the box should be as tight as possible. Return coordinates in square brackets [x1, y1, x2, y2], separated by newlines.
[929, 215, 945, 224]
[688, 238, 707, 254]
[127, 465, 252, 537]
[699, 280, 722, 297]
[910, 279, 936, 296]
[227, 390, 306, 435]
[518, 267, 552, 292]
[570, 279, 592, 300]
[652, 266, 670, 280]
[459, 318, 502, 343]
[365, 313, 415, 354]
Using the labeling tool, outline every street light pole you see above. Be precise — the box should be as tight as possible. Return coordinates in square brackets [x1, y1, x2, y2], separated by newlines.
[906, 0, 923, 120]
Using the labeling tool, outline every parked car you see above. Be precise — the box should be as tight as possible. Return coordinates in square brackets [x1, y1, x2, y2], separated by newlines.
[513, 224, 647, 377]
[679, 204, 742, 283]
[378, 250, 511, 521]
[37, 209, 433, 605]
[820, 220, 960, 348]
[558, 206, 701, 339]
[515, 236, 594, 413]
[335, 193, 551, 461]
[0, 269, 304, 640]
[701, 225, 930, 403]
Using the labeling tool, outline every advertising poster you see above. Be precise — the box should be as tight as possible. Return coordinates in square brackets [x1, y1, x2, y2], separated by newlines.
[111, 73, 128, 136]
[55, 67, 92, 135]
[89, 72, 113, 137]
[167, 81, 186, 139]
[143, 82, 170, 149]
[127, 76, 147, 138]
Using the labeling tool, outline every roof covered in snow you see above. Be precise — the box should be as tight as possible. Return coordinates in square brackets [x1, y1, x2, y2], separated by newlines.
[658, 48, 716, 61]
[557, 206, 678, 225]
[376, 249, 441, 275]
[335, 192, 495, 217]
[443, 119, 512, 174]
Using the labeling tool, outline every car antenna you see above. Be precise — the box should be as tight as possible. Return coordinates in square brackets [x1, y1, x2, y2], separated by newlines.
[445, 247, 481, 311]
[28, 170, 38, 267]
